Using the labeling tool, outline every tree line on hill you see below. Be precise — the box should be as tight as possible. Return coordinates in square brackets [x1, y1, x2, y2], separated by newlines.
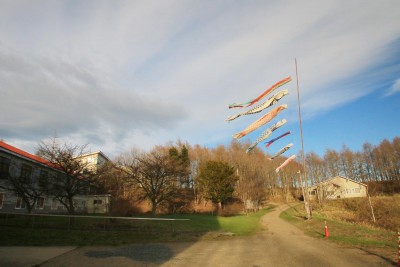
[2, 136, 399, 215]
[306, 137, 400, 193]
[94, 136, 399, 215]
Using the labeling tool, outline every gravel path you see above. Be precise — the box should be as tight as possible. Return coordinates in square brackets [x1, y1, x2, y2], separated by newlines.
[38, 205, 391, 267]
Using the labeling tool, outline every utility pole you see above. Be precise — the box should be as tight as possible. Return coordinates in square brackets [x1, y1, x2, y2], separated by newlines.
[295, 58, 312, 219]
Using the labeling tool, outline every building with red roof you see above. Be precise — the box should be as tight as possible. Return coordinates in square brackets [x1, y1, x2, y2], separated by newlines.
[0, 140, 110, 214]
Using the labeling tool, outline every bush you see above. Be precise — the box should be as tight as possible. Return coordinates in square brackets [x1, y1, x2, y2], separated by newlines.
[367, 181, 400, 195]
[218, 199, 244, 217]
[109, 198, 142, 217]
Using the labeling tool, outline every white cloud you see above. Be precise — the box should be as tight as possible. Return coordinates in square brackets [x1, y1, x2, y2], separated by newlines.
[385, 78, 400, 96]
[0, 0, 399, 157]
[0, 44, 186, 151]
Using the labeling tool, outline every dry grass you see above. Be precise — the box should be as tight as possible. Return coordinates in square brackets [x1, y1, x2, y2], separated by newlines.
[311, 194, 400, 231]
[281, 201, 398, 264]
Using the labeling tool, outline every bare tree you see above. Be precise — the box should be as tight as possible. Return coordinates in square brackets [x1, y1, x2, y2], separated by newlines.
[36, 138, 94, 214]
[306, 152, 326, 185]
[324, 149, 341, 177]
[118, 146, 185, 215]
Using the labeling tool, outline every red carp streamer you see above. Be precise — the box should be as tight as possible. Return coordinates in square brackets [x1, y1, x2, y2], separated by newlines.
[229, 76, 291, 109]
[226, 90, 288, 122]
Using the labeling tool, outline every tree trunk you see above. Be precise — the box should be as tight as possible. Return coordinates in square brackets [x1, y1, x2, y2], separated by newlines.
[151, 200, 157, 215]
[217, 202, 222, 211]
[68, 197, 75, 214]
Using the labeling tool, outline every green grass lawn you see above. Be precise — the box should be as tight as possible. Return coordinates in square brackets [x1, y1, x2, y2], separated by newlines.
[216, 207, 271, 235]
[0, 207, 273, 246]
[280, 203, 398, 263]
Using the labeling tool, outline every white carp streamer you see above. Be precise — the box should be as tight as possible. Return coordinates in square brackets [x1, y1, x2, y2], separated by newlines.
[275, 155, 296, 173]
[226, 90, 288, 122]
[269, 143, 293, 160]
[246, 119, 287, 153]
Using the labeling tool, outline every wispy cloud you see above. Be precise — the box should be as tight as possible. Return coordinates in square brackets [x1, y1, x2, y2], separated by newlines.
[0, 0, 399, 157]
[0, 44, 186, 149]
[384, 78, 400, 96]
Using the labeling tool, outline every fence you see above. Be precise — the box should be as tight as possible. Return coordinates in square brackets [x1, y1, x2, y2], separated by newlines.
[0, 212, 189, 232]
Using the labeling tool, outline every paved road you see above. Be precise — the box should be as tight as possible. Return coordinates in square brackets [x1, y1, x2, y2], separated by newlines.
[0, 205, 392, 266]
[0, 247, 75, 267]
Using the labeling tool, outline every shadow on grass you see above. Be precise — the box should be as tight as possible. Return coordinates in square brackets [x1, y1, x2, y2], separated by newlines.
[357, 247, 397, 266]
[312, 230, 325, 238]
[0, 213, 221, 246]
[285, 203, 309, 219]
[0, 207, 275, 265]
[0, 207, 272, 242]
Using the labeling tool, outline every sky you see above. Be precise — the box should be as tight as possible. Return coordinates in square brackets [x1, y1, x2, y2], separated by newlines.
[1, 0, 400, 159]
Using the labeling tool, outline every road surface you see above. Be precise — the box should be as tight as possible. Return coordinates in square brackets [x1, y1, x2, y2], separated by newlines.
[36, 205, 391, 267]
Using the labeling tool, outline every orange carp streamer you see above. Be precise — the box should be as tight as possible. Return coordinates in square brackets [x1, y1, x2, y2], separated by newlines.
[232, 104, 287, 139]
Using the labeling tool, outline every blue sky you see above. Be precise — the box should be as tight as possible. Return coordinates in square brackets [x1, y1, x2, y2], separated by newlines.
[0, 1, 399, 159]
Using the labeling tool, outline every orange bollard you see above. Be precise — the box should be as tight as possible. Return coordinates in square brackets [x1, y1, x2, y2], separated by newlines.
[397, 230, 400, 266]
[324, 221, 329, 238]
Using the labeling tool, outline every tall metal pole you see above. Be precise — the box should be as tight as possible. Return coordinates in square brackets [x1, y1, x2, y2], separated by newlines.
[295, 58, 312, 219]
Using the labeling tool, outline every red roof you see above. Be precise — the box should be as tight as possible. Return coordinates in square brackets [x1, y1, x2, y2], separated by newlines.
[0, 140, 54, 167]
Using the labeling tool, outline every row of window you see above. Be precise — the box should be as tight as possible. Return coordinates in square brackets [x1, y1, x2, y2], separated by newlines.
[310, 187, 362, 195]
[0, 193, 45, 209]
[0, 193, 104, 210]
[345, 188, 361, 194]
[0, 155, 50, 183]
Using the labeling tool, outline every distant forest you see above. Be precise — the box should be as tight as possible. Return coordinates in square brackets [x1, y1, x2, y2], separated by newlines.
[182, 136, 400, 201]
[29, 136, 398, 215]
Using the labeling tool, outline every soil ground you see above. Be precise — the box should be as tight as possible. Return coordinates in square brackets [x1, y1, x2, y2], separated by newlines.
[0, 205, 393, 266]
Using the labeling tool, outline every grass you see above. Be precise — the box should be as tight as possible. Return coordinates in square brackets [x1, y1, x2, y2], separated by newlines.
[217, 207, 271, 235]
[0, 207, 274, 246]
[280, 202, 398, 263]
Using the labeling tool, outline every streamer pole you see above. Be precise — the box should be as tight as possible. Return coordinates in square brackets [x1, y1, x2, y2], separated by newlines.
[295, 58, 312, 219]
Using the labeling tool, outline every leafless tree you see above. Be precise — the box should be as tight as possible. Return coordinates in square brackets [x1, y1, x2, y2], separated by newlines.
[118, 146, 185, 215]
[36, 138, 94, 214]
[324, 149, 341, 177]
[306, 152, 326, 185]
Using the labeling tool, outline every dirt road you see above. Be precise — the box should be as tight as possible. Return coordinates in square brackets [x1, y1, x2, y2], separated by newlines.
[39, 205, 391, 267]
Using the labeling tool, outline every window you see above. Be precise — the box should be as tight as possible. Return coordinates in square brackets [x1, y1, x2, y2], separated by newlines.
[15, 197, 26, 209]
[0, 192, 4, 208]
[354, 188, 360, 193]
[20, 164, 32, 183]
[36, 197, 45, 209]
[93, 199, 103, 205]
[38, 170, 49, 185]
[0, 156, 10, 179]
[51, 198, 58, 210]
